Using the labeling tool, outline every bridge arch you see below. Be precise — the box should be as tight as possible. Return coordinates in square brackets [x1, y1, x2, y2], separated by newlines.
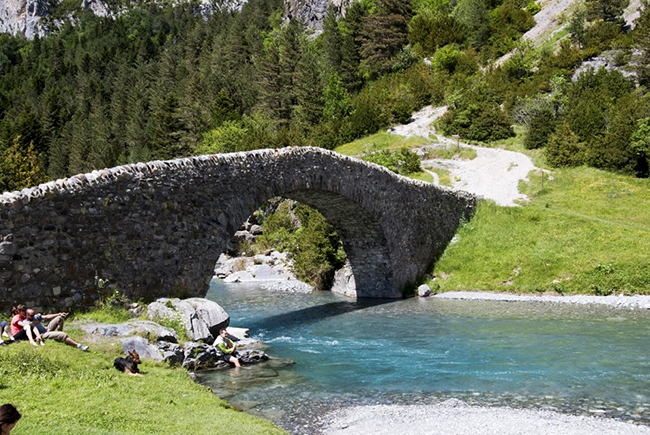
[0, 147, 475, 311]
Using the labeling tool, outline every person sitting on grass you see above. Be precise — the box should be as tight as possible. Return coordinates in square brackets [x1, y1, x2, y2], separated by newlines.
[0, 403, 21, 435]
[215, 328, 242, 368]
[1, 320, 9, 339]
[9, 305, 43, 347]
[23, 309, 89, 351]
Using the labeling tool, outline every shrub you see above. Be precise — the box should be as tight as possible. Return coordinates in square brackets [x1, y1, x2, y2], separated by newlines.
[196, 121, 248, 155]
[524, 107, 557, 149]
[408, 10, 466, 55]
[526, 1, 541, 15]
[362, 146, 422, 175]
[545, 122, 585, 167]
[432, 44, 463, 73]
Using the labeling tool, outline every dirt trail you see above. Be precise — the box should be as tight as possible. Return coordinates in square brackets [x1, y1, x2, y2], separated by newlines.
[390, 105, 538, 207]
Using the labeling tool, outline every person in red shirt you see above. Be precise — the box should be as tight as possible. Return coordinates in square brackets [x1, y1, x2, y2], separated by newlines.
[9, 305, 42, 346]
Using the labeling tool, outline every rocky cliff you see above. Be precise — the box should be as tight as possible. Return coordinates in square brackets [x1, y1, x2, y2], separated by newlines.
[0, 0, 350, 39]
[284, 0, 354, 33]
[0, 0, 50, 39]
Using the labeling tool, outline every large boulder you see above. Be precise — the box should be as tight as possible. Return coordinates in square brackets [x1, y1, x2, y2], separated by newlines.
[156, 341, 185, 365]
[81, 320, 178, 342]
[239, 349, 269, 364]
[120, 336, 163, 362]
[148, 298, 229, 342]
[331, 260, 357, 298]
[182, 342, 228, 370]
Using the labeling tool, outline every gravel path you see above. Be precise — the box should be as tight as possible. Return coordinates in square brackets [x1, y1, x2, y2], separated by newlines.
[389, 105, 538, 207]
[321, 400, 650, 435]
[423, 141, 538, 206]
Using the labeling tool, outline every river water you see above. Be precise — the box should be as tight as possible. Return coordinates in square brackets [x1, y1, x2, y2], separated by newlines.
[196, 280, 650, 433]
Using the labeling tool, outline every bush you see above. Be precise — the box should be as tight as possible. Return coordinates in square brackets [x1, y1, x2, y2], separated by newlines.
[362, 146, 422, 175]
[408, 10, 466, 55]
[545, 122, 585, 167]
[196, 121, 249, 155]
[524, 107, 557, 149]
[526, 1, 541, 15]
[439, 101, 514, 142]
[432, 44, 463, 73]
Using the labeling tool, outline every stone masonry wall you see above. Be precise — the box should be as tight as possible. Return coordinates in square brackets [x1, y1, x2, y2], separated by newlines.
[0, 147, 476, 312]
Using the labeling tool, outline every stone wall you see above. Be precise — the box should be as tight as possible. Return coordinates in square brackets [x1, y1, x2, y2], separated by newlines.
[0, 147, 475, 312]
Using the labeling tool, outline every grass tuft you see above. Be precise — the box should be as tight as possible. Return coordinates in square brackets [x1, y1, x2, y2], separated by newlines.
[426, 146, 477, 160]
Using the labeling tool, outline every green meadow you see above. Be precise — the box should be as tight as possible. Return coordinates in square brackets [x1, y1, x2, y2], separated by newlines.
[431, 167, 650, 295]
[0, 333, 285, 435]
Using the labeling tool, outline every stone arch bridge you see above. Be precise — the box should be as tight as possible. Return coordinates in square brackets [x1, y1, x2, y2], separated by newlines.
[0, 147, 475, 311]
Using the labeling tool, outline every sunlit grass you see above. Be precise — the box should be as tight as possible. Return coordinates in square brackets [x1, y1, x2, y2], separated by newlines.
[0, 341, 285, 435]
[407, 171, 434, 183]
[335, 132, 430, 156]
[427, 167, 452, 187]
[432, 167, 650, 295]
[74, 306, 135, 324]
[426, 145, 477, 160]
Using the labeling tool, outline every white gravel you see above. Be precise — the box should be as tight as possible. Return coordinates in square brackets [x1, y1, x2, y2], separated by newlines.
[389, 105, 539, 207]
[424, 141, 538, 206]
[321, 400, 650, 435]
[433, 291, 650, 310]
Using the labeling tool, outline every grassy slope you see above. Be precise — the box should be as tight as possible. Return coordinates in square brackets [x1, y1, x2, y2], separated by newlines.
[0, 332, 285, 435]
[334, 132, 433, 181]
[432, 166, 650, 295]
[337, 128, 650, 295]
[334, 132, 430, 156]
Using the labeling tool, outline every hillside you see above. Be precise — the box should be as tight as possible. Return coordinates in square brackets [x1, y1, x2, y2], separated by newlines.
[0, 0, 649, 294]
[0, 0, 348, 38]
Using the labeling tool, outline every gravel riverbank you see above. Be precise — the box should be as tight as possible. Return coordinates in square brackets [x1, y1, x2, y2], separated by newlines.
[320, 400, 650, 435]
[433, 291, 650, 310]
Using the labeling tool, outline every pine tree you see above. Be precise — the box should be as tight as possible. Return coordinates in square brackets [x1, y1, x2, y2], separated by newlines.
[86, 98, 112, 170]
[0, 138, 47, 192]
[359, 0, 412, 76]
[322, 4, 343, 71]
[256, 35, 284, 121]
[125, 60, 152, 164]
[453, 0, 490, 49]
[545, 122, 585, 167]
[567, 9, 587, 49]
[585, 0, 630, 23]
[278, 20, 304, 123]
[14, 106, 46, 155]
[293, 45, 325, 126]
[340, 1, 366, 92]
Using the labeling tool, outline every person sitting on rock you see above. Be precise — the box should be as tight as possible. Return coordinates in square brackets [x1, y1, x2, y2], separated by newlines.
[22, 309, 89, 351]
[215, 328, 241, 368]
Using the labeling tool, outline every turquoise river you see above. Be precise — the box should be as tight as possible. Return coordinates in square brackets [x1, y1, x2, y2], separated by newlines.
[197, 280, 650, 433]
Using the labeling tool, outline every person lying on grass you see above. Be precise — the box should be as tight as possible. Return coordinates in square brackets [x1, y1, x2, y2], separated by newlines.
[18, 308, 89, 351]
